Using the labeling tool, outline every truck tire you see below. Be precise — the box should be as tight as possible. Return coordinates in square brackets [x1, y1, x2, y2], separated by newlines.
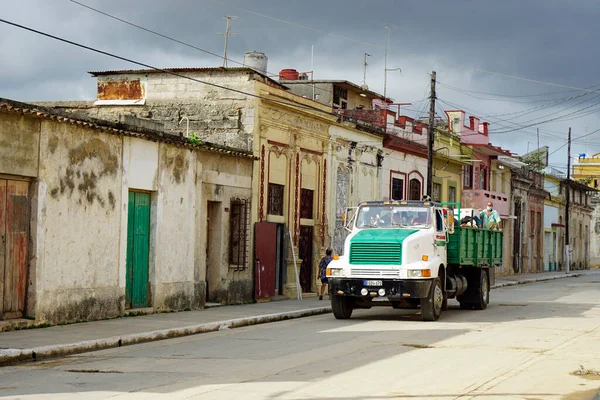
[421, 278, 443, 321]
[331, 294, 353, 319]
[473, 269, 489, 310]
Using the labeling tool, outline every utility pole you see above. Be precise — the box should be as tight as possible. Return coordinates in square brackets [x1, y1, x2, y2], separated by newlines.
[426, 71, 437, 199]
[362, 53, 371, 86]
[565, 127, 571, 273]
[383, 25, 390, 103]
[220, 16, 237, 67]
[537, 128, 540, 153]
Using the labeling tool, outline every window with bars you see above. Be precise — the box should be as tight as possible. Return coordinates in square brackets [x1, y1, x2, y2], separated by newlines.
[409, 179, 421, 200]
[300, 189, 314, 219]
[229, 198, 250, 268]
[391, 178, 404, 200]
[267, 183, 284, 216]
[432, 183, 442, 202]
[464, 165, 473, 188]
[448, 186, 456, 203]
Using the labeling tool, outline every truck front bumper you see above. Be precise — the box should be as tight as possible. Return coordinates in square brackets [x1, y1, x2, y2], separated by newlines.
[329, 278, 432, 299]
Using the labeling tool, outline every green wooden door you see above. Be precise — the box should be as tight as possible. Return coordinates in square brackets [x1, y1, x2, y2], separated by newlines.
[126, 192, 150, 308]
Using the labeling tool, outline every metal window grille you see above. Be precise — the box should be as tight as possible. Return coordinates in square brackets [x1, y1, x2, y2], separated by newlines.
[391, 178, 404, 200]
[300, 189, 314, 219]
[229, 198, 250, 269]
[268, 183, 284, 216]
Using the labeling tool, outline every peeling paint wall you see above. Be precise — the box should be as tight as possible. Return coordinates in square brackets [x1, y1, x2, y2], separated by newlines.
[50, 71, 258, 152]
[0, 110, 254, 324]
[0, 112, 40, 177]
[199, 154, 253, 304]
[36, 121, 124, 323]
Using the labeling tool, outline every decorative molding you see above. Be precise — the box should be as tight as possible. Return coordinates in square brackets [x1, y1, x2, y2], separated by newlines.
[259, 144, 265, 222]
[294, 152, 300, 244]
[322, 158, 327, 246]
[262, 107, 328, 133]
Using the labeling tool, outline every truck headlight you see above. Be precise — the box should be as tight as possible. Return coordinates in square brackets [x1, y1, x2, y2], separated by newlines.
[408, 269, 431, 278]
[326, 268, 344, 277]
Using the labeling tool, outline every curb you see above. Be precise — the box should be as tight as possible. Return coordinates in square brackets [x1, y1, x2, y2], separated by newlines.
[492, 272, 581, 289]
[0, 306, 332, 366]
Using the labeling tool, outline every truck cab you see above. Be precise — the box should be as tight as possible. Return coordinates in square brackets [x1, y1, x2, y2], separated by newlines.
[327, 200, 500, 321]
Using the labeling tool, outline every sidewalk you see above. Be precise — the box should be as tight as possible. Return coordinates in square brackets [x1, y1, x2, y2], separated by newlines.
[0, 270, 588, 365]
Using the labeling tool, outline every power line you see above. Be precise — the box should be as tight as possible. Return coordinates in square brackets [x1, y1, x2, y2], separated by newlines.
[206, 0, 600, 96]
[67, 0, 340, 100]
[0, 18, 341, 119]
[205, 0, 382, 48]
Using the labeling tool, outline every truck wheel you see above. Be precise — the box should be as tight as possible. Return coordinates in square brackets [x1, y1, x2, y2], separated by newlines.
[421, 278, 443, 321]
[473, 269, 489, 310]
[331, 294, 353, 319]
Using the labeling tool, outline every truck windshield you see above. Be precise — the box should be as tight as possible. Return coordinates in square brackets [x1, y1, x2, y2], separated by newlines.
[356, 206, 432, 229]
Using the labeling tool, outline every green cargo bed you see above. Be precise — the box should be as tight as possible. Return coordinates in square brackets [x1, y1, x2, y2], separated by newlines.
[447, 227, 503, 267]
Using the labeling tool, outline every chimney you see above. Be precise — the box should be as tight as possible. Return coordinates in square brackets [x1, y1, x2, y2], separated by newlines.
[480, 122, 489, 136]
[469, 116, 480, 131]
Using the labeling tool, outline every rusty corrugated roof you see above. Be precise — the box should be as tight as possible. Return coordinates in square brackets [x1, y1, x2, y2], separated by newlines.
[0, 97, 256, 160]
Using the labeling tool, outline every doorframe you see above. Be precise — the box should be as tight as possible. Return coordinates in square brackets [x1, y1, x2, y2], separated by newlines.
[125, 190, 153, 309]
[0, 178, 32, 320]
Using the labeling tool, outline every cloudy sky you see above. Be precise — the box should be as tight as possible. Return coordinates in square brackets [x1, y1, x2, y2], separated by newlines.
[2, 0, 600, 170]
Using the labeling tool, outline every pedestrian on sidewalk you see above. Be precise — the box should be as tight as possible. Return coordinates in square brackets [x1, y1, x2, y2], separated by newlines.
[318, 248, 334, 300]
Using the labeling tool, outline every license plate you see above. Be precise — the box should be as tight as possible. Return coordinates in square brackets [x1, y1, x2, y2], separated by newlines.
[363, 280, 382, 286]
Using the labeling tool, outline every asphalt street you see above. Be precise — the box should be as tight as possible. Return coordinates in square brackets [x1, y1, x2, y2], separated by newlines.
[0, 272, 599, 400]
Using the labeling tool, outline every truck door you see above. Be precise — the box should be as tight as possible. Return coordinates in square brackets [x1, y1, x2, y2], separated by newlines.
[434, 208, 447, 265]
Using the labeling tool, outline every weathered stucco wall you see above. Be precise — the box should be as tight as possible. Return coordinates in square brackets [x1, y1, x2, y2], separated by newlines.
[1, 106, 255, 324]
[152, 144, 197, 310]
[0, 112, 40, 177]
[199, 154, 253, 304]
[36, 120, 124, 323]
[52, 71, 259, 152]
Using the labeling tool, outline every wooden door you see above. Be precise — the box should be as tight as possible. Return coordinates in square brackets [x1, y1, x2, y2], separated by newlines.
[298, 226, 313, 293]
[0, 179, 29, 319]
[126, 192, 150, 309]
[254, 222, 277, 299]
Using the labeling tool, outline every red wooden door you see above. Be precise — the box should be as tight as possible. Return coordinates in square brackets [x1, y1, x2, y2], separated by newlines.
[254, 222, 277, 299]
[299, 226, 313, 293]
[0, 180, 29, 319]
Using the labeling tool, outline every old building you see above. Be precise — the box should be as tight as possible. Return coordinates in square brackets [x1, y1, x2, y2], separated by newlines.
[562, 179, 594, 270]
[499, 157, 547, 274]
[572, 153, 600, 266]
[542, 167, 566, 272]
[275, 74, 386, 257]
[0, 98, 253, 324]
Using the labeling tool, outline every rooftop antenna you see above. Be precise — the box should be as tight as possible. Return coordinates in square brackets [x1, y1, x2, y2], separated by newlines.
[219, 16, 237, 67]
[363, 52, 371, 86]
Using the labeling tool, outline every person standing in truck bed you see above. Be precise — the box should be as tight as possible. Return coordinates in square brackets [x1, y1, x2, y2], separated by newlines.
[480, 201, 502, 231]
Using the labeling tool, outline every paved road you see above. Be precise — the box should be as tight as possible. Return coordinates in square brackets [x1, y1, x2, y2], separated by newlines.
[1, 273, 599, 400]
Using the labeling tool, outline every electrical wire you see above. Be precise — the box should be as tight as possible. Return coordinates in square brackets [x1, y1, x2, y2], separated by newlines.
[0, 17, 343, 119]
[204, 0, 600, 96]
[67, 0, 344, 100]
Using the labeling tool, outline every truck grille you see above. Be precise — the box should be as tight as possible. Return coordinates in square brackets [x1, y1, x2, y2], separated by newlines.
[350, 268, 400, 277]
[349, 243, 402, 265]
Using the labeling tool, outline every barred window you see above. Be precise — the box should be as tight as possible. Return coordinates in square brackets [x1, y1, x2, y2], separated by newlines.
[229, 198, 250, 268]
[433, 183, 442, 202]
[300, 189, 314, 219]
[268, 183, 284, 216]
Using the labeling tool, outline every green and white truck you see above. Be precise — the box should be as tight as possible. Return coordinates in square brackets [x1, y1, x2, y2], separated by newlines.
[326, 200, 503, 321]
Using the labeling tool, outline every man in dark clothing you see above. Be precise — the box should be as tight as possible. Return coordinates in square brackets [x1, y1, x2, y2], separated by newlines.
[318, 248, 333, 300]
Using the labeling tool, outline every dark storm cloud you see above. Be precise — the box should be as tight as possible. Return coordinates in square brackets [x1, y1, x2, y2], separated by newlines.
[1, 0, 599, 163]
